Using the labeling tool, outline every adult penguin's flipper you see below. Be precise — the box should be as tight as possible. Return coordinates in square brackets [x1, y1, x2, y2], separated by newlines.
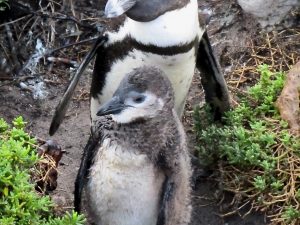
[49, 35, 108, 136]
[196, 31, 230, 120]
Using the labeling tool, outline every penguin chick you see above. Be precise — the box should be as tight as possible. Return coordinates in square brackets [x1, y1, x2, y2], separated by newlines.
[75, 66, 192, 225]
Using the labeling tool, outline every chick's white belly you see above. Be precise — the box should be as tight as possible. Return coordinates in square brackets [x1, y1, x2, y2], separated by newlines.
[87, 139, 164, 225]
[90, 48, 196, 121]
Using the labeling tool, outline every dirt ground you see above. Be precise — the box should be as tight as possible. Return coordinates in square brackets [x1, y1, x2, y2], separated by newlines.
[0, 0, 299, 224]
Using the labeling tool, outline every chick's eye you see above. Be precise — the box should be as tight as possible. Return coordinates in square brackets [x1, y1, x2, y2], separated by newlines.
[133, 95, 145, 103]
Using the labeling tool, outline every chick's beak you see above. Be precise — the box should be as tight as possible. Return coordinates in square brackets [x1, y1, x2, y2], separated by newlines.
[97, 96, 128, 116]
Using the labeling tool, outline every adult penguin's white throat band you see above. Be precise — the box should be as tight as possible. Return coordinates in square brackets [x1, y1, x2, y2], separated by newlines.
[105, 0, 137, 18]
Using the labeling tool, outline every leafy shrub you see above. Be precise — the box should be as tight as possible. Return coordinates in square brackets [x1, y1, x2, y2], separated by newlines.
[0, 117, 85, 225]
[194, 65, 300, 224]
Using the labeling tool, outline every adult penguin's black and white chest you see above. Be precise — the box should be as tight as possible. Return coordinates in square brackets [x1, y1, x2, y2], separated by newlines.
[91, 0, 204, 121]
[49, 0, 230, 135]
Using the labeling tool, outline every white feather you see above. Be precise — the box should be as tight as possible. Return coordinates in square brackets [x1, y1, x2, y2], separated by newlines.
[87, 139, 164, 225]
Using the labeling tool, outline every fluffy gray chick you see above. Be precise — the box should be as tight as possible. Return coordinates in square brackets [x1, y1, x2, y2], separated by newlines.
[75, 66, 192, 225]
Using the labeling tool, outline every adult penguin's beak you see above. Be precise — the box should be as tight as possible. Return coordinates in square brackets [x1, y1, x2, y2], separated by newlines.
[104, 0, 137, 18]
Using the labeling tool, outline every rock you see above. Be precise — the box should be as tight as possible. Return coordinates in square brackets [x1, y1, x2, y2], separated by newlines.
[276, 61, 300, 135]
[51, 195, 67, 207]
[237, 0, 299, 27]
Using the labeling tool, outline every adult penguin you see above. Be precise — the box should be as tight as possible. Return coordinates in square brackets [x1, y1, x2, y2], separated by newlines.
[49, 0, 230, 135]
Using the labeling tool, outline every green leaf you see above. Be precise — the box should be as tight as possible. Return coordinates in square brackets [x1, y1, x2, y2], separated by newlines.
[3, 187, 9, 196]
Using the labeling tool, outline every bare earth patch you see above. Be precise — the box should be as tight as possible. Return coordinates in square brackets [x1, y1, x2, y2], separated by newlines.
[0, 0, 299, 224]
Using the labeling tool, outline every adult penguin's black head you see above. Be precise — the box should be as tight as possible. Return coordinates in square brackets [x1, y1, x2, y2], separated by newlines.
[104, 0, 190, 22]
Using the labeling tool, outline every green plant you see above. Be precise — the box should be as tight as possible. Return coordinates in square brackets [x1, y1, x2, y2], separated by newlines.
[0, 116, 86, 225]
[194, 65, 300, 224]
[282, 206, 300, 223]
[44, 211, 86, 225]
[253, 176, 267, 192]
